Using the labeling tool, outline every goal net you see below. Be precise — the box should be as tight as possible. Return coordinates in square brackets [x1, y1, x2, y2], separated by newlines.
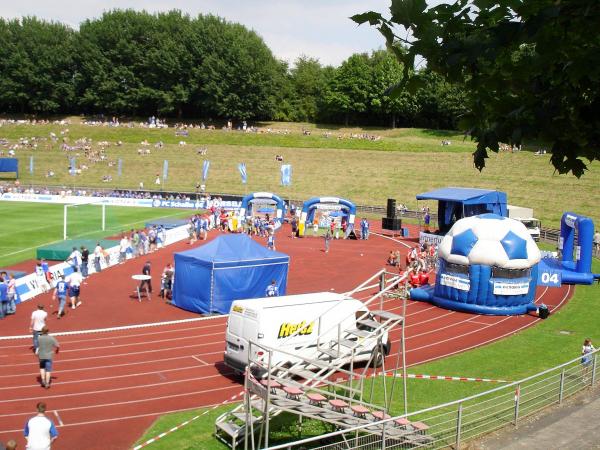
[63, 201, 107, 240]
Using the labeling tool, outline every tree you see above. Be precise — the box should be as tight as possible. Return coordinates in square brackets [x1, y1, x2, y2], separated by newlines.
[0, 17, 76, 114]
[322, 54, 372, 126]
[290, 56, 327, 122]
[353, 0, 600, 176]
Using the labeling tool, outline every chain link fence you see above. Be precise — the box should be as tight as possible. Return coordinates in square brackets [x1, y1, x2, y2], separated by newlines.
[266, 350, 598, 450]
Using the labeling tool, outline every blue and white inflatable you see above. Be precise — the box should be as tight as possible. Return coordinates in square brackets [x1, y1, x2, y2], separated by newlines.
[411, 214, 542, 315]
[298, 197, 356, 237]
[238, 192, 286, 230]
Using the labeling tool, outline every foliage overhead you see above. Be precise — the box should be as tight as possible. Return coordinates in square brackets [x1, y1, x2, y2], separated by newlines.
[352, 0, 600, 176]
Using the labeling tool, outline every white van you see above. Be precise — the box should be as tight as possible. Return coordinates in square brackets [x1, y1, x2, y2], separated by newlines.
[223, 292, 391, 373]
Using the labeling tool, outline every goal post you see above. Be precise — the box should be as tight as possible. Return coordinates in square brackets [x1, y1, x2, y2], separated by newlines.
[63, 201, 106, 240]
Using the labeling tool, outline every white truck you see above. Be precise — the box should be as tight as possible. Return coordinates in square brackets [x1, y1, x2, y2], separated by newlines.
[223, 292, 390, 373]
[508, 205, 541, 242]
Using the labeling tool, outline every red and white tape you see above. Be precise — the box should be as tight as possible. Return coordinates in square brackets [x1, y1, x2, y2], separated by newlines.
[132, 389, 244, 450]
[385, 373, 510, 383]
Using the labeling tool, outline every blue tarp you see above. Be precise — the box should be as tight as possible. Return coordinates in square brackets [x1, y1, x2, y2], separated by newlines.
[0, 158, 18, 176]
[416, 187, 507, 234]
[172, 234, 289, 314]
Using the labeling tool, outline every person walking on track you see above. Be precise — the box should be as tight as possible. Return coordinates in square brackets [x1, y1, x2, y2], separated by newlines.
[37, 327, 59, 389]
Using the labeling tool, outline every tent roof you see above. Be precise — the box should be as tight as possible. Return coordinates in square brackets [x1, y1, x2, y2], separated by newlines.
[175, 234, 289, 265]
[416, 187, 507, 204]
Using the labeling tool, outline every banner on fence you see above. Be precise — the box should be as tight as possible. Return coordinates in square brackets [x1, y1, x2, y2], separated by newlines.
[238, 163, 247, 184]
[202, 160, 210, 182]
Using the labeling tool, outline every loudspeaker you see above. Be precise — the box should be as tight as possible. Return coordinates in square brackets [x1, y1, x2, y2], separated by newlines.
[347, 229, 358, 240]
[386, 198, 397, 218]
[382, 217, 402, 231]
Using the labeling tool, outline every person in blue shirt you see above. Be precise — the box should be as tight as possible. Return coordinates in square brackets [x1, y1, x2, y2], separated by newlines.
[0, 275, 8, 318]
[265, 280, 279, 297]
[53, 275, 69, 318]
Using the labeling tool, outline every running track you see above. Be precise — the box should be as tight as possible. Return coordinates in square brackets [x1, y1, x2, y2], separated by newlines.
[0, 224, 572, 449]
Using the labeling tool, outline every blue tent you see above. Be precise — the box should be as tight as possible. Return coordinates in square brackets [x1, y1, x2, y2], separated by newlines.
[172, 234, 289, 314]
[416, 187, 507, 234]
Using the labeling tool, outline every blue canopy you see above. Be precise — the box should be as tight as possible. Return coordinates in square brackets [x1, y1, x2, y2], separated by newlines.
[416, 187, 507, 234]
[172, 234, 289, 314]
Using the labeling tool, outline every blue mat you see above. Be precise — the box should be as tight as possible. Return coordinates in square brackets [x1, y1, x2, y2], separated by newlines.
[145, 218, 189, 230]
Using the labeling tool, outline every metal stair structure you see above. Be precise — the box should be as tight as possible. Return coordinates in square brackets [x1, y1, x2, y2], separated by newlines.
[215, 269, 412, 449]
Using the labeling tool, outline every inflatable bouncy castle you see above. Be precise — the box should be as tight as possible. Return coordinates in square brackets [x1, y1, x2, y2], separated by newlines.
[411, 214, 541, 315]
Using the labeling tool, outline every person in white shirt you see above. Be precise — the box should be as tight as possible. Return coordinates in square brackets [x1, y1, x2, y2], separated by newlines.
[119, 236, 129, 263]
[65, 268, 83, 309]
[94, 242, 103, 272]
[67, 247, 82, 272]
[24, 402, 58, 449]
[30, 304, 47, 352]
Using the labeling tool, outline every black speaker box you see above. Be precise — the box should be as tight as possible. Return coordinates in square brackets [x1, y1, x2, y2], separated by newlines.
[386, 198, 397, 218]
[382, 217, 402, 231]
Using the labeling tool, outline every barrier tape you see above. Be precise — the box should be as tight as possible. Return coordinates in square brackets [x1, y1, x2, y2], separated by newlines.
[384, 373, 510, 383]
[132, 385, 246, 449]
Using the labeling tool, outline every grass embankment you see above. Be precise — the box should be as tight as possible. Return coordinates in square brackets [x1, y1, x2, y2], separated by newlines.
[1, 122, 599, 228]
[135, 259, 600, 449]
[0, 202, 191, 267]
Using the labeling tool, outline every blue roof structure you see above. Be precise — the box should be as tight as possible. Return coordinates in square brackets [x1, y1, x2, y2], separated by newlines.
[416, 187, 507, 204]
[416, 187, 508, 234]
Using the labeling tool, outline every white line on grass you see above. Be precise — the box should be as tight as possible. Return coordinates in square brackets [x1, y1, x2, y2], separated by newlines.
[0, 209, 190, 259]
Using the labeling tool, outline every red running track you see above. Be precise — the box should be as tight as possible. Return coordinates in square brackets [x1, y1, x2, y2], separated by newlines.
[0, 224, 573, 449]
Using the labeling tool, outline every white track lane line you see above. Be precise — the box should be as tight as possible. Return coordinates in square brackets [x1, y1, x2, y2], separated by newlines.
[0, 390, 241, 433]
[0, 373, 229, 404]
[0, 342, 221, 368]
[0, 364, 210, 391]
[192, 355, 209, 365]
[0, 321, 226, 350]
[53, 410, 64, 426]
[403, 285, 572, 363]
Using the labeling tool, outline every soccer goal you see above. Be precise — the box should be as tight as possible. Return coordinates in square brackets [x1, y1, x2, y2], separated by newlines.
[63, 201, 106, 240]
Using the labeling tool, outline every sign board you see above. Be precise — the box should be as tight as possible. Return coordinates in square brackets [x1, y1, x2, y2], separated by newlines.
[419, 232, 444, 247]
[492, 280, 530, 295]
[440, 273, 470, 291]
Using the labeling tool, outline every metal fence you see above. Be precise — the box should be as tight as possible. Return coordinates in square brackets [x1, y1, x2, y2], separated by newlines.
[266, 349, 599, 450]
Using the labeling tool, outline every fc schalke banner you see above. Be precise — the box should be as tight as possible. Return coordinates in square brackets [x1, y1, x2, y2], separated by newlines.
[163, 160, 169, 180]
[280, 164, 292, 186]
[440, 273, 470, 291]
[202, 160, 210, 181]
[238, 162, 247, 184]
[492, 280, 530, 295]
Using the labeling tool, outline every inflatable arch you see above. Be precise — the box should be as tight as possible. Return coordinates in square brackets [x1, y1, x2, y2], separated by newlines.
[298, 197, 356, 237]
[547, 212, 599, 285]
[238, 192, 286, 230]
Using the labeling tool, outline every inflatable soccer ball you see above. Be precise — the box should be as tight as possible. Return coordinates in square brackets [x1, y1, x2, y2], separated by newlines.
[438, 214, 541, 270]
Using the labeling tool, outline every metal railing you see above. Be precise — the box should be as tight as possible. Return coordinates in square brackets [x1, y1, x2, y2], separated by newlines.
[265, 349, 599, 450]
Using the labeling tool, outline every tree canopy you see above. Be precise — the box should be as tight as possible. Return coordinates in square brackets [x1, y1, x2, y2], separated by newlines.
[353, 0, 600, 176]
[0, 9, 466, 131]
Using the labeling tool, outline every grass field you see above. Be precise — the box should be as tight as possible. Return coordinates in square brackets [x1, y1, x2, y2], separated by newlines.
[1, 121, 598, 228]
[135, 258, 600, 449]
[0, 202, 191, 267]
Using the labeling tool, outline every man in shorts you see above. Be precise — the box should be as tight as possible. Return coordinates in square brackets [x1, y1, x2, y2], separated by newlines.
[65, 267, 83, 309]
[37, 327, 59, 388]
[53, 275, 69, 318]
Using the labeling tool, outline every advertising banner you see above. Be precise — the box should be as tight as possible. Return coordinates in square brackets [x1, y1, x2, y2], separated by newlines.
[440, 273, 470, 291]
[492, 280, 530, 295]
